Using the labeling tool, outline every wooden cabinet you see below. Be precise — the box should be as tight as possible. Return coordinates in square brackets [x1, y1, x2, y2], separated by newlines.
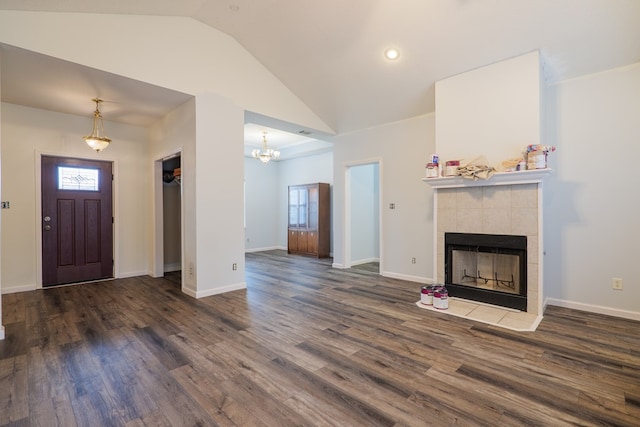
[288, 183, 330, 258]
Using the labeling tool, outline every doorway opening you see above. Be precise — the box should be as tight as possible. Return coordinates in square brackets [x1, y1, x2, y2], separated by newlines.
[162, 156, 182, 274]
[152, 150, 184, 286]
[345, 161, 381, 273]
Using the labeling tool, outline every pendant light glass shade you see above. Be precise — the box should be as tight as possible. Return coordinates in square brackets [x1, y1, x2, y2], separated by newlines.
[83, 98, 111, 152]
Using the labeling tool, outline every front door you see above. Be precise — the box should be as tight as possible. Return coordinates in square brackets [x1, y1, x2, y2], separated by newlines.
[41, 156, 113, 287]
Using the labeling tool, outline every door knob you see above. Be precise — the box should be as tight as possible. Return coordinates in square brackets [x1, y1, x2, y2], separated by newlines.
[44, 225, 51, 231]
[44, 216, 51, 222]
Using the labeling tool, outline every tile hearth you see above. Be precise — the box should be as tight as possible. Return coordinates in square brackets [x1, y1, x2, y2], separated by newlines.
[415, 297, 542, 332]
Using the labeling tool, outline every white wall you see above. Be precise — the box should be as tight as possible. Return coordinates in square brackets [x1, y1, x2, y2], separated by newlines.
[544, 62, 640, 318]
[244, 157, 280, 251]
[436, 51, 541, 166]
[193, 93, 246, 297]
[1, 103, 149, 292]
[0, 53, 3, 339]
[333, 114, 435, 282]
[350, 163, 380, 264]
[148, 94, 246, 298]
[148, 99, 196, 290]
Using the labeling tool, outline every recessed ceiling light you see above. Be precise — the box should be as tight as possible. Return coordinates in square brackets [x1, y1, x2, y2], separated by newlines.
[384, 48, 400, 60]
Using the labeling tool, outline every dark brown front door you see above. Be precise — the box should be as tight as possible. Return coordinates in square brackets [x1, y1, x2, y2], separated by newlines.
[42, 156, 113, 287]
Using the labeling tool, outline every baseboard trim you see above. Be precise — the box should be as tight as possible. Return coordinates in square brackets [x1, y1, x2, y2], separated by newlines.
[182, 286, 197, 298]
[245, 246, 286, 253]
[185, 282, 247, 299]
[545, 298, 640, 321]
[332, 263, 346, 269]
[381, 271, 431, 284]
[118, 271, 148, 279]
[1, 284, 37, 294]
[351, 257, 380, 266]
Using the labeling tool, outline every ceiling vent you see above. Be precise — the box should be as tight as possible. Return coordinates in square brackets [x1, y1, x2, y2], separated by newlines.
[298, 130, 312, 135]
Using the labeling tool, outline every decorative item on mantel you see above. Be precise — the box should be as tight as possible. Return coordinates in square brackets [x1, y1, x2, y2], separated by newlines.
[524, 144, 556, 170]
[424, 154, 440, 178]
[456, 156, 496, 180]
[444, 160, 460, 176]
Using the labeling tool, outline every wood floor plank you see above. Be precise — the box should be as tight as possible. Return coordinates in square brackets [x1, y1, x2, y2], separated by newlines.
[0, 355, 29, 425]
[1, 250, 639, 426]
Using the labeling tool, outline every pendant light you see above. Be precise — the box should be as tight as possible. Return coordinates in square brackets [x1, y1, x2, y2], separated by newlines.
[251, 131, 280, 164]
[83, 98, 111, 152]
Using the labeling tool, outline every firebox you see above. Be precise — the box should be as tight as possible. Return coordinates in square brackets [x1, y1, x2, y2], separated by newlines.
[445, 232, 527, 311]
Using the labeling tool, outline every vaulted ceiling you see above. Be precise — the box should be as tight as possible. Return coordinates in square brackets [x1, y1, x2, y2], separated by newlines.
[1, 1, 639, 139]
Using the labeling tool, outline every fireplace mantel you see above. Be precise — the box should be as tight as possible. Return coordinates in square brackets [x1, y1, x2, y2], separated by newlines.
[422, 168, 551, 189]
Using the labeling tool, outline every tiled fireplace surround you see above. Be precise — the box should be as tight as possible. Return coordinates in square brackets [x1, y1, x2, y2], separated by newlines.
[424, 170, 549, 330]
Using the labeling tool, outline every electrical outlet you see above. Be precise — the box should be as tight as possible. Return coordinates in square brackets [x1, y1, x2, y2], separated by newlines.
[188, 262, 194, 278]
[612, 277, 623, 290]
[232, 263, 237, 271]
[411, 257, 416, 264]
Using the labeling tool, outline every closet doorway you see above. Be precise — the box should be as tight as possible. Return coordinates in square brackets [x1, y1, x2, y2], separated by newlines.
[162, 155, 182, 274]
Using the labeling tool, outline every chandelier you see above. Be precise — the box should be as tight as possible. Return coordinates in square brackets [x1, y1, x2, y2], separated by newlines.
[251, 131, 280, 163]
[83, 98, 111, 152]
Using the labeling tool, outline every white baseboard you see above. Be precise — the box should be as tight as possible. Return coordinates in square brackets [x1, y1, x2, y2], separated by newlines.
[545, 297, 640, 321]
[182, 286, 197, 298]
[182, 282, 247, 299]
[245, 246, 286, 253]
[351, 257, 380, 266]
[1, 284, 37, 294]
[381, 271, 432, 284]
[332, 263, 346, 269]
[117, 271, 148, 279]
[0, 325, 4, 340]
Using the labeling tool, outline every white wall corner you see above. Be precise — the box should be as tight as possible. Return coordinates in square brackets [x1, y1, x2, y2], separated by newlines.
[181, 286, 197, 299]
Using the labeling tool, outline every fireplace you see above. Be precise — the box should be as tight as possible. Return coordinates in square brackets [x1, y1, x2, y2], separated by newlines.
[445, 232, 527, 311]
[424, 172, 550, 316]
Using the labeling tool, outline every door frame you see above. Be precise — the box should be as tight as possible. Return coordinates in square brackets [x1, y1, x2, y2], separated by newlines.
[35, 150, 119, 288]
[343, 158, 383, 271]
[151, 148, 184, 285]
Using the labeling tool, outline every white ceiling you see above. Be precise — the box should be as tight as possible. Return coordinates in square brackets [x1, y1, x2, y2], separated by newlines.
[0, 44, 192, 127]
[1, 1, 639, 144]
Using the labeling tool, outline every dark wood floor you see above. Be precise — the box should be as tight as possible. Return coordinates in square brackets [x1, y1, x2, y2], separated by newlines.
[1, 250, 639, 426]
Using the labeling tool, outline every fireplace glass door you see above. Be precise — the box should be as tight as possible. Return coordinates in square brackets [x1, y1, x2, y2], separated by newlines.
[452, 250, 521, 295]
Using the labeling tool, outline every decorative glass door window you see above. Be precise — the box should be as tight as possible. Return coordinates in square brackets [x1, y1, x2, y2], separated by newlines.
[58, 166, 100, 191]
